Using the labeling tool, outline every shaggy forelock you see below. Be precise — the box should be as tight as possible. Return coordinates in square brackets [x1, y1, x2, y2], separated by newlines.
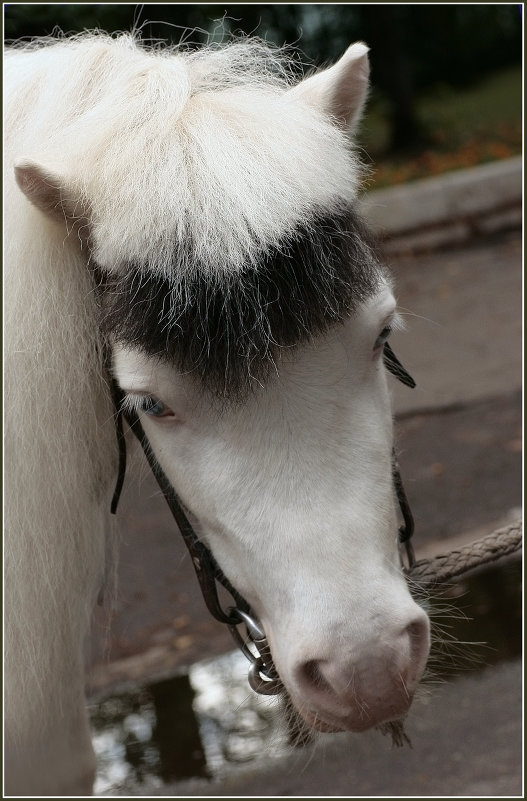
[100, 207, 384, 400]
[10, 34, 366, 280]
[5, 32, 385, 400]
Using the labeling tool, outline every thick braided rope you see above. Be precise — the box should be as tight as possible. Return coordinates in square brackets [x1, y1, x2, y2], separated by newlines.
[409, 520, 522, 587]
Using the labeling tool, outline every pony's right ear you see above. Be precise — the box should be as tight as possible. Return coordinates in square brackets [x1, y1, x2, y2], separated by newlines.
[14, 160, 78, 223]
[288, 42, 370, 135]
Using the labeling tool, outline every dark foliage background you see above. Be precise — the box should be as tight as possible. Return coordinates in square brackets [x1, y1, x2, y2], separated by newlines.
[4, 4, 523, 154]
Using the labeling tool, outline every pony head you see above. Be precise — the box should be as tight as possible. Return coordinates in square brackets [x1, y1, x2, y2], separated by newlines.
[14, 35, 429, 735]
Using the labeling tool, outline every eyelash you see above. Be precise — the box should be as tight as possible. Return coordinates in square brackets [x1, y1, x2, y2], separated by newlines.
[122, 394, 174, 419]
[374, 326, 392, 350]
[374, 312, 403, 351]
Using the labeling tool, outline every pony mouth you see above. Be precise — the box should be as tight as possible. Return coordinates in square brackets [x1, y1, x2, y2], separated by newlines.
[289, 698, 408, 735]
[302, 711, 346, 733]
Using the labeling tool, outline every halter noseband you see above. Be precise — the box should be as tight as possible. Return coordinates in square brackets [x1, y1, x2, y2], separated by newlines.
[109, 342, 416, 697]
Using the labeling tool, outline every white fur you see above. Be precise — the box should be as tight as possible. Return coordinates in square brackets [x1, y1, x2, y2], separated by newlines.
[113, 284, 429, 734]
[6, 34, 364, 279]
[4, 33, 429, 794]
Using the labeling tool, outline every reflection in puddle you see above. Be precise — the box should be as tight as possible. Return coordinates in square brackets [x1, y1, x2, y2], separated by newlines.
[191, 651, 287, 775]
[91, 558, 521, 795]
[92, 653, 286, 795]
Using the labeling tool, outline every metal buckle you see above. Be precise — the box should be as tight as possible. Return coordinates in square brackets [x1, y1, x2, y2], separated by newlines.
[229, 607, 282, 696]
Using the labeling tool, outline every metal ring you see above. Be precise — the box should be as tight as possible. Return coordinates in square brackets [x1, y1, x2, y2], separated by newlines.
[248, 660, 282, 696]
[228, 624, 259, 664]
[230, 607, 266, 641]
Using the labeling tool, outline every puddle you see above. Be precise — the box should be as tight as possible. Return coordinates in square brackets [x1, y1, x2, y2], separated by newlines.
[91, 652, 287, 795]
[90, 557, 522, 795]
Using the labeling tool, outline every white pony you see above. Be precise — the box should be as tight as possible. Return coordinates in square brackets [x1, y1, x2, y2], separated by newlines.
[4, 33, 430, 795]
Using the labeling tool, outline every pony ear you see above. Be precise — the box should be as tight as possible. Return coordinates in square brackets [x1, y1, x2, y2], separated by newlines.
[14, 160, 77, 223]
[288, 42, 370, 134]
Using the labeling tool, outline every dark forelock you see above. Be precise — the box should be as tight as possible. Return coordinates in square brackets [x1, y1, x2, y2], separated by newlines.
[99, 207, 385, 401]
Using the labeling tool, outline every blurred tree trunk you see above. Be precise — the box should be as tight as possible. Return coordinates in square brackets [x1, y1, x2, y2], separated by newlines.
[360, 6, 430, 153]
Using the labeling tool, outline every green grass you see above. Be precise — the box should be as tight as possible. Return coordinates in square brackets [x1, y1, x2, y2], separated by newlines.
[358, 66, 522, 188]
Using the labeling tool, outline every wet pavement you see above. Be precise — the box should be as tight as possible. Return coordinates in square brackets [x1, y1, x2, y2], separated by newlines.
[89, 556, 521, 795]
[87, 228, 522, 795]
[100, 659, 522, 797]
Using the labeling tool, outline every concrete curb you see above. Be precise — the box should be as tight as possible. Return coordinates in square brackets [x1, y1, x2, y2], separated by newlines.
[361, 156, 522, 254]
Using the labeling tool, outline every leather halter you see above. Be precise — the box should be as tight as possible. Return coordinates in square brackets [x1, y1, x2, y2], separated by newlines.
[109, 343, 416, 696]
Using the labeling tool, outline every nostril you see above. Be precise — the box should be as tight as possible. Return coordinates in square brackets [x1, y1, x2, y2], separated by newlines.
[406, 612, 430, 647]
[302, 660, 319, 685]
[402, 612, 431, 684]
[406, 619, 425, 642]
[298, 659, 333, 695]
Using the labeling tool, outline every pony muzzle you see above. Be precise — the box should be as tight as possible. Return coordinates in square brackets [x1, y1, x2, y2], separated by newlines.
[279, 607, 431, 732]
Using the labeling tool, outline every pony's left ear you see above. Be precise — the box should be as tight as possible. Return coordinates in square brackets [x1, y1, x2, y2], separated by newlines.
[288, 42, 370, 134]
[14, 160, 80, 224]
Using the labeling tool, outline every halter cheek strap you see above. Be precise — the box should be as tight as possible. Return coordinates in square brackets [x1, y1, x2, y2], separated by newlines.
[384, 342, 416, 389]
[108, 342, 416, 695]
[383, 343, 417, 570]
[110, 383, 249, 623]
[109, 380, 283, 694]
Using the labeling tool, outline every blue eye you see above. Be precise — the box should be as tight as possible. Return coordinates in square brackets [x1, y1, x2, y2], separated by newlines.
[374, 326, 392, 350]
[140, 396, 169, 417]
